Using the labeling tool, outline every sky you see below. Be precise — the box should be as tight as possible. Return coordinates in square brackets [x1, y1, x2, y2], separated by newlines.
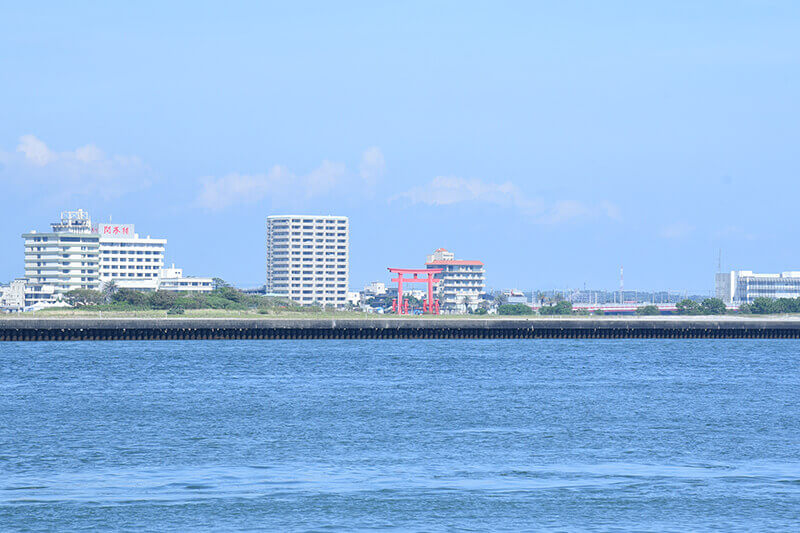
[2, 1, 799, 294]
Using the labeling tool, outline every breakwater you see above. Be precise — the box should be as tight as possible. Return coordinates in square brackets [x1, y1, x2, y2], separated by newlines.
[3, 317, 800, 341]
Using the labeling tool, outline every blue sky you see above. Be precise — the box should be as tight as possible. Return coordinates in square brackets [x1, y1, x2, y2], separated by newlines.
[2, 1, 799, 293]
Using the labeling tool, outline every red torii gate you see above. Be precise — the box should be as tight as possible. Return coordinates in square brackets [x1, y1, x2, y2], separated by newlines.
[388, 267, 443, 315]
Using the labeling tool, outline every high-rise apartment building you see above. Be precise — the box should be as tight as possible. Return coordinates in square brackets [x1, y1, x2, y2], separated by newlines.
[425, 248, 485, 313]
[266, 215, 349, 306]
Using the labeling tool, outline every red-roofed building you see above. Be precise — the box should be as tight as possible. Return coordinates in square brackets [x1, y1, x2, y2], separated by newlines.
[425, 248, 486, 313]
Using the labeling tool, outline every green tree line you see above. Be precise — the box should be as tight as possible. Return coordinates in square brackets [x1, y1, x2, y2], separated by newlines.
[62, 279, 302, 314]
[739, 297, 800, 314]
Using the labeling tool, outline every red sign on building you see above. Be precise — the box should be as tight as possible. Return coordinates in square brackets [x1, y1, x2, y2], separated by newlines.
[96, 223, 134, 237]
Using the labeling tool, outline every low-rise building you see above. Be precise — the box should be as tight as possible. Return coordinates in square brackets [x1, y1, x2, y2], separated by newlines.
[345, 291, 361, 307]
[363, 281, 387, 296]
[716, 270, 800, 304]
[157, 266, 213, 293]
[0, 278, 27, 312]
[425, 248, 486, 313]
[503, 289, 528, 304]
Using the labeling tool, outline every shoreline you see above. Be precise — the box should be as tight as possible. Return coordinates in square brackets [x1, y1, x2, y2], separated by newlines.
[3, 316, 800, 340]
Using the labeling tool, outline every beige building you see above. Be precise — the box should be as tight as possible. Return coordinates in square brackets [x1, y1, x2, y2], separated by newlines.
[266, 215, 349, 306]
[425, 248, 485, 313]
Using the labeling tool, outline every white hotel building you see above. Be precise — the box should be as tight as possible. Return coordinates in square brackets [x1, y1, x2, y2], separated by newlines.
[266, 215, 349, 306]
[425, 248, 486, 313]
[23, 210, 101, 305]
[98, 222, 166, 290]
[22, 210, 211, 306]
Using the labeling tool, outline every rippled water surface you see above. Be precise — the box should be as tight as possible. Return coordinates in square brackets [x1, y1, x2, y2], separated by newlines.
[1, 340, 799, 531]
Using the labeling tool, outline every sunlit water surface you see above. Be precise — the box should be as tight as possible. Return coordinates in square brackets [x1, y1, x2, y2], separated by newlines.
[1, 340, 798, 531]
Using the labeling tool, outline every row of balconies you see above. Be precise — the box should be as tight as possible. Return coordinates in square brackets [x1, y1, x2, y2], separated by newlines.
[25, 252, 99, 259]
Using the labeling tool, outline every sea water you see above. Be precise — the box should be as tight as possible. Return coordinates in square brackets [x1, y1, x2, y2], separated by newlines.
[1, 340, 799, 531]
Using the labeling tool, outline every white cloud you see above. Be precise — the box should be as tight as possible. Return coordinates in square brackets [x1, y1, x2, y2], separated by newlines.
[17, 134, 55, 166]
[359, 146, 385, 184]
[306, 160, 346, 196]
[195, 166, 292, 211]
[196, 160, 348, 211]
[74, 144, 104, 163]
[394, 176, 540, 210]
[393, 176, 619, 224]
[195, 147, 382, 211]
[1, 134, 150, 199]
[660, 221, 694, 239]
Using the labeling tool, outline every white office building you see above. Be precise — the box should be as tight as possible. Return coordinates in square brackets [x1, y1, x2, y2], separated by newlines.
[716, 270, 800, 304]
[425, 248, 486, 313]
[266, 215, 349, 306]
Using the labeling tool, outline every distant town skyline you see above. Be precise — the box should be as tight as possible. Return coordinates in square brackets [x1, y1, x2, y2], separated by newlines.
[3, 2, 800, 292]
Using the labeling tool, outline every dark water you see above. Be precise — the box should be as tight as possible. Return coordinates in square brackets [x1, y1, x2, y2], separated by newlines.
[1, 340, 799, 531]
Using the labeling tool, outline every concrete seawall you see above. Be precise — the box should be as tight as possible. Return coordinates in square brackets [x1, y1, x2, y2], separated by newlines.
[3, 317, 800, 341]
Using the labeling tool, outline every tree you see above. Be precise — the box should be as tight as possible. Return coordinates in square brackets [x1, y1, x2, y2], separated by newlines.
[498, 303, 534, 315]
[111, 288, 147, 306]
[676, 299, 701, 315]
[211, 285, 246, 304]
[749, 297, 776, 314]
[700, 298, 727, 315]
[147, 290, 178, 309]
[212, 277, 231, 289]
[773, 298, 800, 314]
[102, 280, 118, 302]
[636, 305, 660, 315]
[63, 289, 104, 307]
[539, 301, 572, 315]
[493, 293, 509, 306]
